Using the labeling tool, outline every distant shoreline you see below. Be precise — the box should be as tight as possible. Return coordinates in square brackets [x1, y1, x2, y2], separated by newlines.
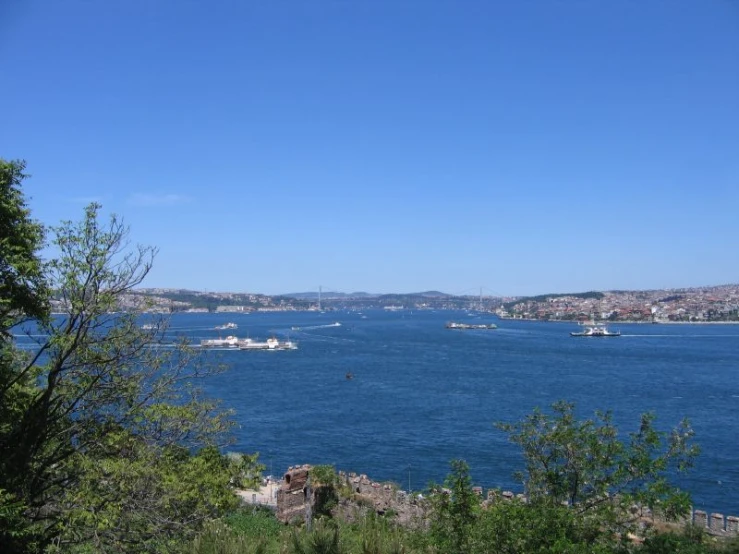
[499, 317, 739, 325]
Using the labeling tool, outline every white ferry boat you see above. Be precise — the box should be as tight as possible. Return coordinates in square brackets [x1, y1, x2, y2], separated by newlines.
[446, 322, 497, 330]
[570, 322, 620, 337]
[238, 337, 298, 351]
[200, 335, 297, 350]
[200, 335, 240, 348]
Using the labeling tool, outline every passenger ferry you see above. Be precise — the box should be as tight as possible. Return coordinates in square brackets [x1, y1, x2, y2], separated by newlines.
[200, 336, 297, 350]
[238, 337, 297, 351]
[446, 322, 497, 330]
[200, 335, 240, 348]
[570, 322, 620, 337]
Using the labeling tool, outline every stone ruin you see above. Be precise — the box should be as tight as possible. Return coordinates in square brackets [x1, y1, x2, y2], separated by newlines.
[273, 465, 739, 538]
[335, 471, 427, 527]
[276, 464, 312, 523]
[275, 465, 531, 527]
[275, 465, 426, 526]
[694, 511, 739, 536]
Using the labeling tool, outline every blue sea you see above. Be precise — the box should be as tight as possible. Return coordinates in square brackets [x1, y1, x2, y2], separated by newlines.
[153, 310, 739, 516]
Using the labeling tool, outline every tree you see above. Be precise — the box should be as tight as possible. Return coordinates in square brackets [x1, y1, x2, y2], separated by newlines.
[471, 497, 611, 554]
[0, 159, 47, 330]
[0, 198, 259, 552]
[428, 459, 481, 554]
[0, 159, 49, 550]
[496, 401, 698, 532]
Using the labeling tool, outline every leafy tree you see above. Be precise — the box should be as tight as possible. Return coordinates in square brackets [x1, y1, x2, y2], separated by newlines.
[428, 459, 480, 554]
[496, 401, 698, 533]
[470, 498, 612, 554]
[0, 159, 49, 551]
[0, 198, 258, 552]
[0, 159, 47, 330]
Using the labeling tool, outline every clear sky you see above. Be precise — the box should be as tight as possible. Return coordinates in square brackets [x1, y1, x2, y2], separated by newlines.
[2, 0, 737, 296]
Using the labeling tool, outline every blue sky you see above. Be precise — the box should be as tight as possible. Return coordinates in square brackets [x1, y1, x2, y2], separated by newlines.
[2, 0, 737, 296]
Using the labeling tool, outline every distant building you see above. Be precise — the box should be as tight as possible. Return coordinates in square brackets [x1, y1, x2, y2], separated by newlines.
[216, 305, 252, 313]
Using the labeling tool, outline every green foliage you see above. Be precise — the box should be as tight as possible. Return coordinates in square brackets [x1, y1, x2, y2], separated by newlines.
[497, 401, 698, 532]
[719, 536, 739, 554]
[225, 506, 284, 543]
[0, 158, 48, 329]
[307, 465, 341, 518]
[289, 520, 344, 554]
[190, 509, 422, 554]
[227, 452, 266, 490]
[471, 499, 611, 554]
[0, 159, 49, 551]
[312, 465, 339, 487]
[47, 443, 242, 552]
[0, 488, 37, 552]
[639, 524, 723, 554]
[0, 195, 251, 552]
[357, 515, 408, 554]
[189, 518, 270, 554]
[428, 459, 480, 554]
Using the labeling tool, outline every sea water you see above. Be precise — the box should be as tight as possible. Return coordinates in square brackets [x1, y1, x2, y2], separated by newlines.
[18, 310, 739, 514]
[159, 309, 739, 515]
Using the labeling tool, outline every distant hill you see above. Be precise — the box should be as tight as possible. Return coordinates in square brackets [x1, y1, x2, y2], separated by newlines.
[414, 290, 452, 298]
[282, 290, 452, 300]
[282, 291, 378, 300]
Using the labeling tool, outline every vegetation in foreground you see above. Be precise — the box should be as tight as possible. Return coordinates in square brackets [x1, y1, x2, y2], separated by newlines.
[186, 472, 739, 554]
[1, 158, 737, 553]
[187, 494, 739, 554]
[183, 397, 732, 553]
[1, 159, 262, 553]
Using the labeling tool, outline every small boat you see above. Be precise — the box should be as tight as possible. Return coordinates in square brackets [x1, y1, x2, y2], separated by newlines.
[140, 323, 157, 330]
[215, 322, 238, 330]
[570, 322, 620, 337]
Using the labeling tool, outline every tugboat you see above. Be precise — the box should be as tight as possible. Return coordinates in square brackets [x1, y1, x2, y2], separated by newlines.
[570, 322, 620, 337]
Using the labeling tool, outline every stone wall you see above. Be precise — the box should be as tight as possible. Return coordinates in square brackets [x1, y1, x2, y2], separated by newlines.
[338, 472, 427, 527]
[693, 509, 739, 536]
[273, 464, 739, 538]
[275, 465, 427, 526]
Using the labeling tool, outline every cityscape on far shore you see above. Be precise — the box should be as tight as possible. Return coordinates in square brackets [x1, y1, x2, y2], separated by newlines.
[65, 283, 739, 323]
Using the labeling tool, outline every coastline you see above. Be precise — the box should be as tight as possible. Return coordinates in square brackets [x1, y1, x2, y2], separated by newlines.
[498, 317, 739, 325]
